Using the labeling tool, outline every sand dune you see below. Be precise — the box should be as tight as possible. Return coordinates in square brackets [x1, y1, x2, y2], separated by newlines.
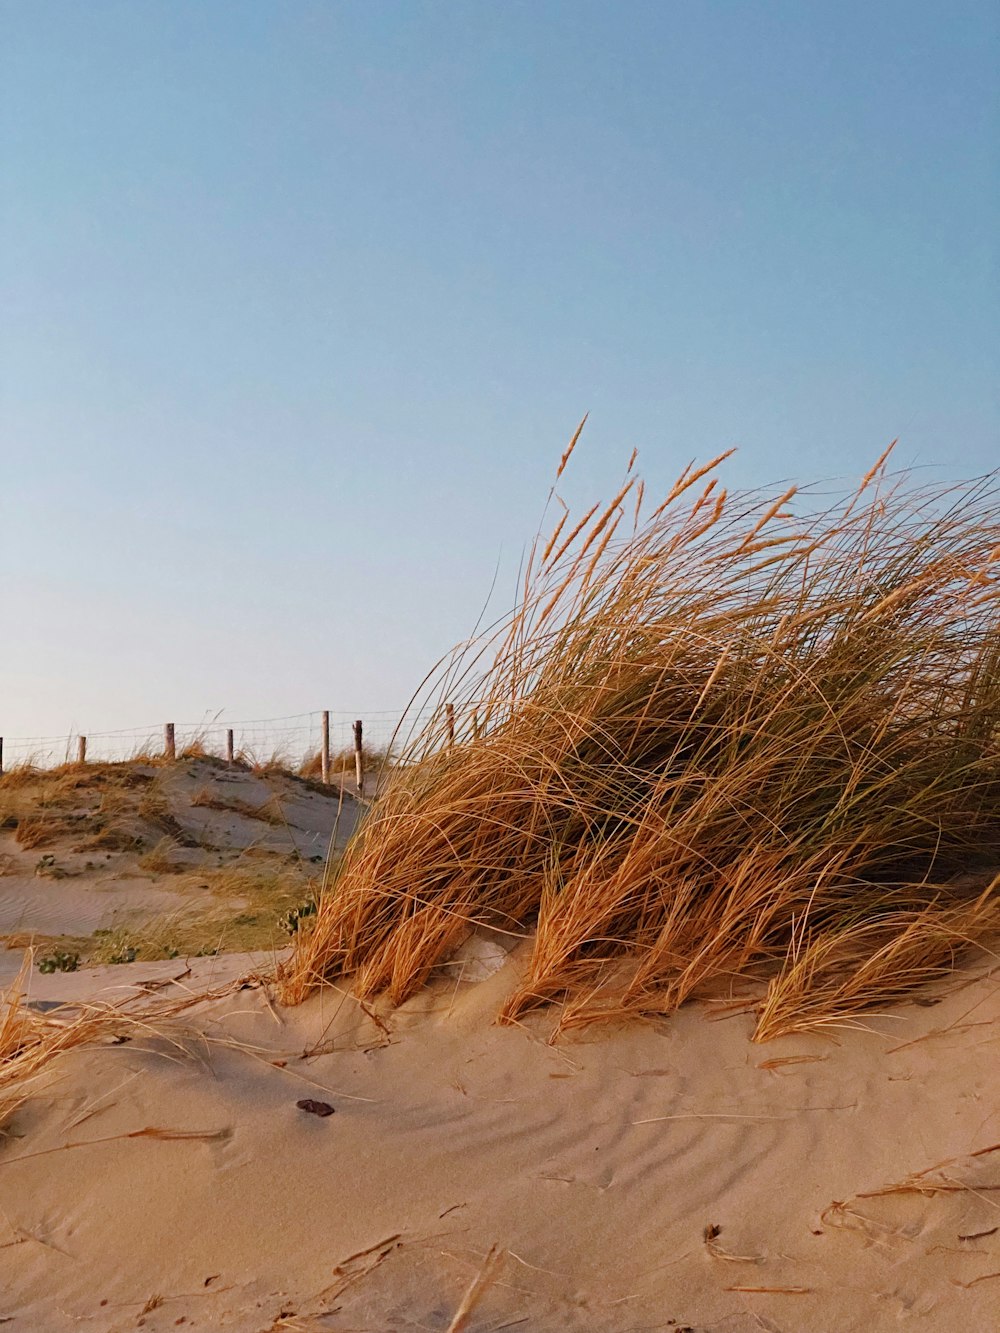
[3, 939, 1000, 1331]
[0, 757, 360, 986]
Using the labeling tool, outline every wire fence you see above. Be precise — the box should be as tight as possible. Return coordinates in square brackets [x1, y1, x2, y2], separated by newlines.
[0, 706, 450, 774]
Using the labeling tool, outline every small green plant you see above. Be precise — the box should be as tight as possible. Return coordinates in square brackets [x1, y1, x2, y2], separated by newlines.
[37, 948, 80, 974]
[34, 853, 73, 880]
[279, 899, 317, 935]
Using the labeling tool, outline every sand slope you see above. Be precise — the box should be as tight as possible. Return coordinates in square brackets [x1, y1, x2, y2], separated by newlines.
[0, 758, 361, 986]
[3, 940, 1000, 1332]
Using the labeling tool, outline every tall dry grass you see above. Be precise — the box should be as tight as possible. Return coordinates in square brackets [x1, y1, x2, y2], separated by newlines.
[299, 745, 394, 779]
[281, 438, 1000, 1039]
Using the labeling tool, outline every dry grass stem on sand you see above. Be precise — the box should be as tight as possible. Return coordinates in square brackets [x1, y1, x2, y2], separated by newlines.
[445, 1244, 506, 1333]
[281, 435, 1000, 1039]
[0, 955, 267, 1132]
[0, 956, 150, 1129]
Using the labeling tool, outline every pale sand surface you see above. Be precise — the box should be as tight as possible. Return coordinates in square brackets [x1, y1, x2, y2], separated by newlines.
[3, 940, 1000, 1332]
[8, 950, 281, 1008]
[0, 874, 208, 945]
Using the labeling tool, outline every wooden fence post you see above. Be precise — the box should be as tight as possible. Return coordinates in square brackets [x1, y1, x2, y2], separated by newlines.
[77, 736, 87, 764]
[353, 719, 364, 796]
[321, 710, 330, 785]
[446, 703, 456, 749]
[226, 729, 234, 767]
[164, 723, 176, 761]
[0, 737, 4, 775]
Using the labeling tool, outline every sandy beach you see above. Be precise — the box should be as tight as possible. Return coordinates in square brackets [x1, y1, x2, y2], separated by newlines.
[3, 936, 1000, 1331]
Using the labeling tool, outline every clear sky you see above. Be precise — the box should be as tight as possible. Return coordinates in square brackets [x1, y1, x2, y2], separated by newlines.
[2, 0, 997, 747]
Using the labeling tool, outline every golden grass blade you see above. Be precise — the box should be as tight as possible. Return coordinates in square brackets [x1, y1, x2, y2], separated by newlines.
[446, 1243, 505, 1333]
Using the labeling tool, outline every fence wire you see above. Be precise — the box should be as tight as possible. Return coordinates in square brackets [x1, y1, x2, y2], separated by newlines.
[0, 706, 450, 772]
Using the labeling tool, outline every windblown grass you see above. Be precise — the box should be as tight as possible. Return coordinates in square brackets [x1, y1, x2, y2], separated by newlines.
[0, 761, 190, 855]
[190, 787, 285, 825]
[299, 746, 394, 780]
[282, 439, 1000, 1038]
[1, 956, 269, 1131]
[0, 956, 137, 1129]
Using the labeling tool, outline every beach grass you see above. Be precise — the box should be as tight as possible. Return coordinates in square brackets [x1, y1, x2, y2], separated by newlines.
[281, 440, 1000, 1038]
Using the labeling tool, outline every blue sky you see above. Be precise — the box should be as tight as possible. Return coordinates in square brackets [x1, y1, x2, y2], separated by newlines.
[2, 0, 997, 745]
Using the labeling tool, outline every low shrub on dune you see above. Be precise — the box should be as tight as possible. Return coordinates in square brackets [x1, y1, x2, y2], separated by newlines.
[281, 434, 1000, 1039]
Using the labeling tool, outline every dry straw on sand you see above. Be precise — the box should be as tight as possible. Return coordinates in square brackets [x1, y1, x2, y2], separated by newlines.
[281, 433, 1000, 1039]
[0, 956, 143, 1128]
[0, 954, 270, 1133]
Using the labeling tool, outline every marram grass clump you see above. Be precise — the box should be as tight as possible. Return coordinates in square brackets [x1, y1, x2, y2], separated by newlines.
[281, 436, 1000, 1039]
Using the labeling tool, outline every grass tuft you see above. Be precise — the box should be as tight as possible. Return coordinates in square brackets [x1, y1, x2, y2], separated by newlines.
[281, 445, 1000, 1039]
